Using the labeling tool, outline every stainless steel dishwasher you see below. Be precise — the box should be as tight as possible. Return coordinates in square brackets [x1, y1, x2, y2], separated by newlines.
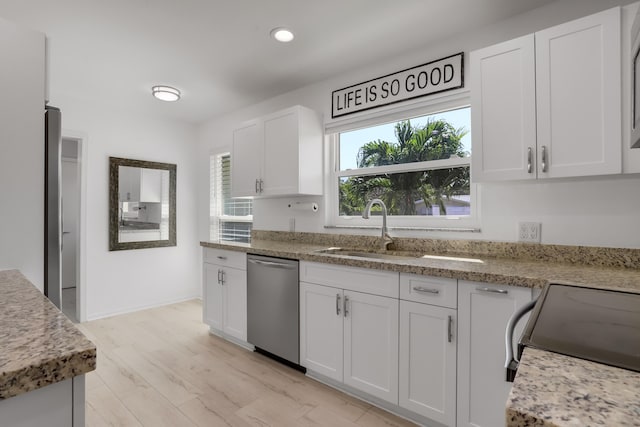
[247, 254, 300, 366]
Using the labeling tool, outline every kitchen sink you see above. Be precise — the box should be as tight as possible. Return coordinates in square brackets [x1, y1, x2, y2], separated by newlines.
[313, 248, 420, 260]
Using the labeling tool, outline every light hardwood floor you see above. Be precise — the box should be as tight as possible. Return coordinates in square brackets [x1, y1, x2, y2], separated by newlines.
[78, 300, 418, 427]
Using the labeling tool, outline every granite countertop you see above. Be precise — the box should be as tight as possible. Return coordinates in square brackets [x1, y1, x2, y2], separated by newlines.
[200, 238, 640, 293]
[507, 347, 640, 426]
[0, 270, 96, 399]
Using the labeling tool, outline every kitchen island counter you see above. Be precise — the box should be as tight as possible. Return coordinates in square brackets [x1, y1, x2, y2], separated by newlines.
[506, 347, 640, 426]
[0, 269, 96, 400]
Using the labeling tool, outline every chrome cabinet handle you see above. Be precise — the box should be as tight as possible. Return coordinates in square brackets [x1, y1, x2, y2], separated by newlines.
[220, 270, 225, 285]
[255, 179, 259, 194]
[527, 147, 533, 174]
[541, 145, 547, 173]
[343, 295, 349, 317]
[413, 286, 440, 295]
[259, 179, 264, 193]
[476, 286, 508, 295]
[217, 255, 227, 260]
[448, 315, 453, 343]
[336, 294, 341, 316]
[217, 269, 222, 284]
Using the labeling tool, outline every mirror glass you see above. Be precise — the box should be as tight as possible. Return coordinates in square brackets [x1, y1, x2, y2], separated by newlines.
[109, 157, 176, 250]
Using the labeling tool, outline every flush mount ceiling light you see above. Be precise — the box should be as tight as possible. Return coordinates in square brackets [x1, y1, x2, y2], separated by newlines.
[151, 85, 181, 102]
[270, 27, 294, 43]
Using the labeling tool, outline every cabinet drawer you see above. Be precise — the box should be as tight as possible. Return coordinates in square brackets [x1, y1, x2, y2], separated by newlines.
[203, 248, 246, 270]
[300, 261, 399, 298]
[400, 274, 457, 309]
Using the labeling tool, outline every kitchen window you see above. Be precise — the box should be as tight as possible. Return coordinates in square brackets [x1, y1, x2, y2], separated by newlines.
[328, 104, 475, 229]
[210, 152, 253, 242]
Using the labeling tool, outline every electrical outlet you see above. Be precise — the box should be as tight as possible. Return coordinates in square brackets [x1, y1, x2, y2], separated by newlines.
[289, 217, 295, 232]
[518, 222, 541, 243]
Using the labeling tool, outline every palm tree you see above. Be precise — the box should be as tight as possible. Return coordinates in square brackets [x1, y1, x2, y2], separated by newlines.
[339, 118, 469, 216]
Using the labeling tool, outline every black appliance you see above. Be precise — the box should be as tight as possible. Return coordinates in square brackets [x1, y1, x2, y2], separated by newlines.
[506, 283, 640, 381]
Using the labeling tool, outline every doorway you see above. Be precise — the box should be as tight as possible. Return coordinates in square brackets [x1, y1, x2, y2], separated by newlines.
[61, 137, 82, 322]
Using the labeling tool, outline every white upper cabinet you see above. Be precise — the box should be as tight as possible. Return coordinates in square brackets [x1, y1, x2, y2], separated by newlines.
[231, 105, 323, 197]
[536, 7, 621, 178]
[472, 7, 621, 182]
[471, 35, 537, 181]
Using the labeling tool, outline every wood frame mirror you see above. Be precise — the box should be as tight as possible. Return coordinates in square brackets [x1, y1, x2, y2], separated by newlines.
[109, 157, 176, 251]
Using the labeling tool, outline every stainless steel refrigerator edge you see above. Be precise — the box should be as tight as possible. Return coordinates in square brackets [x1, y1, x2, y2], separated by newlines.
[44, 105, 62, 308]
[247, 255, 300, 365]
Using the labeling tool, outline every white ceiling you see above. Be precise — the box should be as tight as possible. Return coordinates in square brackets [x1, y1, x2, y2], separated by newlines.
[1, 0, 557, 124]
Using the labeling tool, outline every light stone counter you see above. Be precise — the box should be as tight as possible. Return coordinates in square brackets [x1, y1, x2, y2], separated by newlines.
[506, 347, 640, 427]
[200, 237, 640, 293]
[0, 270, 96, 399]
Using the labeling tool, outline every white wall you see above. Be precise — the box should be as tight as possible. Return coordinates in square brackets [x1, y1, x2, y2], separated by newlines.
[54, 93, 200, 320]
[0, 18, 45, 287]
[197, 0, 640, 249]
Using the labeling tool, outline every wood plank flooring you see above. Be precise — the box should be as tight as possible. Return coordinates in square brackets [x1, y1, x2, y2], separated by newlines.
[78, 300, 418, 427]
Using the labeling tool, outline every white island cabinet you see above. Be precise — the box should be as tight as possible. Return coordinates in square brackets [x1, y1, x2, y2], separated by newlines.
[231, 105, 323, 197]
[457, 280, 533, 427]
[472, 6, 621, 182]
[203, 248, 248, 344]
[299, 261, 399, 405]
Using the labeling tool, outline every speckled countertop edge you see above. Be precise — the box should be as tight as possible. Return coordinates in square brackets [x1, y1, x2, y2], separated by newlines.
[200, 239, 640, 293]
[506, 347, 640, 427]
[0, 270, 96, 400]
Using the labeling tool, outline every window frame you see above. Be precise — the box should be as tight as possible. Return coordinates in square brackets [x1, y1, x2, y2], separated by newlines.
[209, 149, 253, 242]
[326, 95, 479, 230]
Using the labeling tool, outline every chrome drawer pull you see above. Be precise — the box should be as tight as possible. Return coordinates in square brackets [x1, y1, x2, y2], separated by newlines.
[216, 256, 227, 260]
[336, 294, 341, 316]
[448, 315, 453, 343]
[413, 286, 440, 294]
[527, 147, 533, 174]
[477, 286, 508, 295]
[343, 295, 349, 317]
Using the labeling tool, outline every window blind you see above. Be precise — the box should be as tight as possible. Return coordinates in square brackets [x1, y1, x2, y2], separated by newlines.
[210, 153, 253, 243]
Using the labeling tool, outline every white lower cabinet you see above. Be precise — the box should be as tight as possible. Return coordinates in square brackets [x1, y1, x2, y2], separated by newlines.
[300, 281, 399, 404]
[343, 290, 399, 403]
[299, 282, 344, 381]
[399, 300, 456, 426]
[457, 281, 533, 427]
[203, 249, 247, 343]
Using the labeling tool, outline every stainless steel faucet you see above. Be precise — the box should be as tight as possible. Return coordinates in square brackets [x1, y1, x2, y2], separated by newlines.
[362, 198, 394, 250]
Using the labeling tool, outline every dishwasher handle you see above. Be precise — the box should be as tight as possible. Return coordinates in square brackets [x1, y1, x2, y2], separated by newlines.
[248, 258, 297, 270]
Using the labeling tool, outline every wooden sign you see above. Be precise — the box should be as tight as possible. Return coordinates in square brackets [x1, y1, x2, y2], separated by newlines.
[332, 52, 464, 118]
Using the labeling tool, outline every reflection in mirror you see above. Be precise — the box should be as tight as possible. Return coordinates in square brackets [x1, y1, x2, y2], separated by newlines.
[109, 158, 176, 251]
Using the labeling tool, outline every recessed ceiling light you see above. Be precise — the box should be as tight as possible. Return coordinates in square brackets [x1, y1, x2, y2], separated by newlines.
[270, 27, 294, 43]
[151, 85, 181, 102]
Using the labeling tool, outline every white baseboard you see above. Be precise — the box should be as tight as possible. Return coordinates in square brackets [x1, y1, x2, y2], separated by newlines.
[85, 294, 200, 321]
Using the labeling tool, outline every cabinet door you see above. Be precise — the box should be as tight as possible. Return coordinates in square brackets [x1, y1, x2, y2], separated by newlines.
[343, 290, 399, 404]
[457, 281, 532, 427]
[222, 267, 247, 342]
[399, 301, 456, 426]
[203, 263, 223, 331]
[471, 35, 537, 182]
[299, 282, 344, 382]
[231, 120, 262, 197]
[262, 108, 299, 196]
[536, 7, 621, 178]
